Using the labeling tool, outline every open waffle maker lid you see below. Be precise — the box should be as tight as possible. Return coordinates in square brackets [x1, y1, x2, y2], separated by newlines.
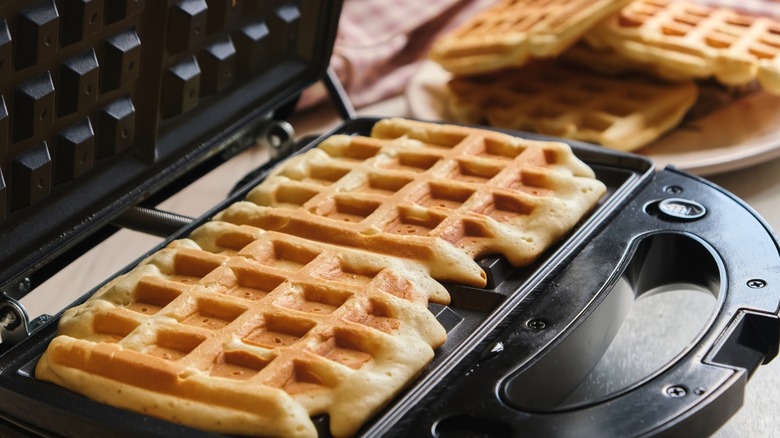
[0, 0, 342, 294]
[1, 2, 780, 438]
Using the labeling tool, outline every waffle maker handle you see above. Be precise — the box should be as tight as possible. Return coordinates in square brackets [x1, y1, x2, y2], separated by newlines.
[386, 168, 780, 437]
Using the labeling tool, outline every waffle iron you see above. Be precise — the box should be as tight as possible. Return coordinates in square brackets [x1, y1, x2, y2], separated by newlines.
[1, 1, 779, 437]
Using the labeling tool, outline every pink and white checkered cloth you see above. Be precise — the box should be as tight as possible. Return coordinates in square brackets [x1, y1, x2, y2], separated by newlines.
[305, 0, 780, 110]
[300, 0, 498, 109]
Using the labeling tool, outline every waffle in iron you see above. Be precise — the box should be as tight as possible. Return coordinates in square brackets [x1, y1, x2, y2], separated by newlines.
[36, 222, 448, 437]
[429, 0, 633, 75]
[36, 119, 606, 437]
[587, 0, 780, 94]
[218, 118, 607, 285]
[445, 62, 699, 151]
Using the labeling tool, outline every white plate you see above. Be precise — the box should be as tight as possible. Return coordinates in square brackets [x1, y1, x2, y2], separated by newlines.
[407, 61, 780, 176]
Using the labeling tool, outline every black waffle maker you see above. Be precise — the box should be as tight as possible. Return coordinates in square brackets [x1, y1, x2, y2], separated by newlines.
[1, 1, 779, 437]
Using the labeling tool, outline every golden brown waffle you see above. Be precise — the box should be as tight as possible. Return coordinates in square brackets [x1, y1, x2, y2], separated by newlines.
[216, 118, 607, 287]
[36, 222, 448, 437]
[587, 0, 780, 93]
[429, 0, 633, 75]
[560, 42, 692, 81]
[445, 62, 699, 151]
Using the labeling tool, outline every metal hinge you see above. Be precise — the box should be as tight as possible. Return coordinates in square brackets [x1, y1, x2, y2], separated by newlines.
[1, 279, 51, 348]
[256, 119, 296, 160]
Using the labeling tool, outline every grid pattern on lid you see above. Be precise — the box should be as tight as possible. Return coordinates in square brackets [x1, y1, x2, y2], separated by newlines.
[0, 0, 144, 218]
[587, 0, 780, 93]
[37, 221, 446, 438]
[215, 118, 607, 287]
[445, 60, 699, 151]
[429, 0, 633, 74]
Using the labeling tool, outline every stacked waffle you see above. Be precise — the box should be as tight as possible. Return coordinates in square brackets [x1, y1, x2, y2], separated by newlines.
[430, 0, 634, 76]
[36, 119, 607, 437]
[586, 0, 780, 92]
[430, 0, 780, 151]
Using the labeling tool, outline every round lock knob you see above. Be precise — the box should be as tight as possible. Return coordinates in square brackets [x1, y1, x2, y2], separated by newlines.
[658, 198, 706, 221]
